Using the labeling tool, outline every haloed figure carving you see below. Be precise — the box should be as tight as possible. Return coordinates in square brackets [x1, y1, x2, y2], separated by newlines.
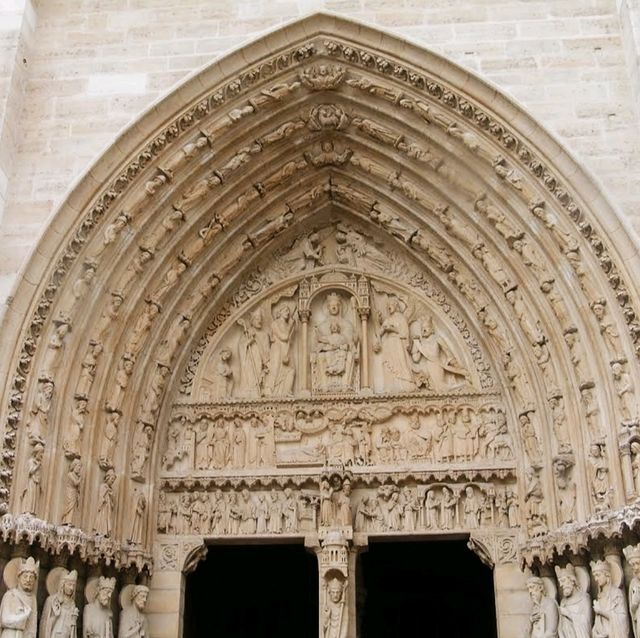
[40, 570, 79, 638]
[0, 557, 39, 638]
[83, 577, 115, 638]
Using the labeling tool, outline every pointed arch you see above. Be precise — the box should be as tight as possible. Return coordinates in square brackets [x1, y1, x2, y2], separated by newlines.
[0, 12, 638, 583]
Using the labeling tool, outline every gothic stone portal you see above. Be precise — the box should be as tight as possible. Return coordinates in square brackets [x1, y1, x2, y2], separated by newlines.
[4, 12, 640, 638]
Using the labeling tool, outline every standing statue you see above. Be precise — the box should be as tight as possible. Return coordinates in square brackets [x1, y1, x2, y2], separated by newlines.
[83, 576, 115, 638]
[323, 576, 348, 638]
[312, 293, 358, 392]
[265, 305, 297, 396]
[94, 469, 116, 536]
[554, 564, 591, 638]
[624, 544, 640, 638]
[40, 569, 79, 638]
[237, 310, 270, 397]
[526, 576, 558, 638]
[118, 585, 149, 638]
[374, 297, 415, 393]
[409, 317, 469, 390]
[591, 558, 630, 638]
[0, 557, 39, 638]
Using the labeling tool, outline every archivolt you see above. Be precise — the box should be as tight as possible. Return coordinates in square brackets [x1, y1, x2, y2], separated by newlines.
[1, 13, 639, 572]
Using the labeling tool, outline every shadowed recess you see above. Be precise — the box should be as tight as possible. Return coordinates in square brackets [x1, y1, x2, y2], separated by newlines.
[184, 543, 318, 638]
[358, 539, 497, 638]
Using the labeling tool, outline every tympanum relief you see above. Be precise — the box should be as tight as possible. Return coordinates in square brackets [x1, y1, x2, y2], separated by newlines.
[158, 219, 525, 559]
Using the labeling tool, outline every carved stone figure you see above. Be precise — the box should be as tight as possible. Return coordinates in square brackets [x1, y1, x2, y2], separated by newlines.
[76, 340, 103, 398]
[61, 459, 82, 526]
[525, 466, 547, 537]
[0, 557, 39, 638]
[312, 293, 358, 392]
[131, 424, 154, 479]
[591, 558, 630, 638]
[94, 469, 116, 536]
[623, 544, 640, 638]
[40, 569, 78, 638]
[527, 576, 558, 638]
[589, 443, 612, 512]
[211, 349, 233, 399]
[99, 410, 120, 470]
[129, 491, 147, 544]
[552, 457, 576, 525]
[83, 577, 115, 638]
[21, 442, 44, 515]
[409, 316, 468, 390]
[64, 396, 87, 459]
[118, 586, 149, 638]
[265, 305, 296, 396]
[237, 310, 270, 397]
[27, 375, 54, 439]
[440, 486, 457, 530]
[591, 299, 621, 358]
[374, 297, 415, 393]
[554, 564, 591, 638]
[463, 486, 482, 529]
[322, 575, 347, 638]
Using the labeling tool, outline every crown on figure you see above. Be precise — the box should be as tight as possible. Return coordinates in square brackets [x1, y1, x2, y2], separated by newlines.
[624, 544, 640, 562]
[98, 576, 116, 591]
[17, 557, 38, 576]
[590, 559, 610, 574]
[554, 563, 577, 582]
[62, 570, 78, 584]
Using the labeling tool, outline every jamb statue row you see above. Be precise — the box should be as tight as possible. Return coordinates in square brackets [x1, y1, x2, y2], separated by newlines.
[0, 559, 149, 638]
[527, 543, 640, 638]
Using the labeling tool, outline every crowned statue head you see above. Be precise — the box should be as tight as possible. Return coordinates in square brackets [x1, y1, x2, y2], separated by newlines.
[624, 544, 640, 577]
[325, 293, 343, 317]
[60, 569, 78, 598]
[16, 556, 38, 593]
[97, 576, 116, 607]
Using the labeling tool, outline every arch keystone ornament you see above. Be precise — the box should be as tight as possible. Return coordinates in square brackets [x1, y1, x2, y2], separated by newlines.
[1, 12, 640, 638]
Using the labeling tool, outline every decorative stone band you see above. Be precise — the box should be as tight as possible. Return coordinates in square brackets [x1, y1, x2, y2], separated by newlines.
[520, 502, 640, 568]
[0, 513, 153, 574]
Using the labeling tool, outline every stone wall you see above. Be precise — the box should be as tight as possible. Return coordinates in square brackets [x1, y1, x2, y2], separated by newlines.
[0, 0, 639, 312]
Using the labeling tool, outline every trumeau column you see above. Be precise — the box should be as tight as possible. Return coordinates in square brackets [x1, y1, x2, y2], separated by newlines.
[316, 530, 352, 638]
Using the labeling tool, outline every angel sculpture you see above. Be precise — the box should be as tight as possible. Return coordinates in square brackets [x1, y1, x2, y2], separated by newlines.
[372, 293, 416, 393]
[312, 292, 359, 393]
[409, 316, 470, 391]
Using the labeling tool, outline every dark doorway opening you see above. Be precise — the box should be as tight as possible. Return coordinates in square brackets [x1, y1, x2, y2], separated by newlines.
[358, 539, 497, 638]
[184, 543, 318, 638]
